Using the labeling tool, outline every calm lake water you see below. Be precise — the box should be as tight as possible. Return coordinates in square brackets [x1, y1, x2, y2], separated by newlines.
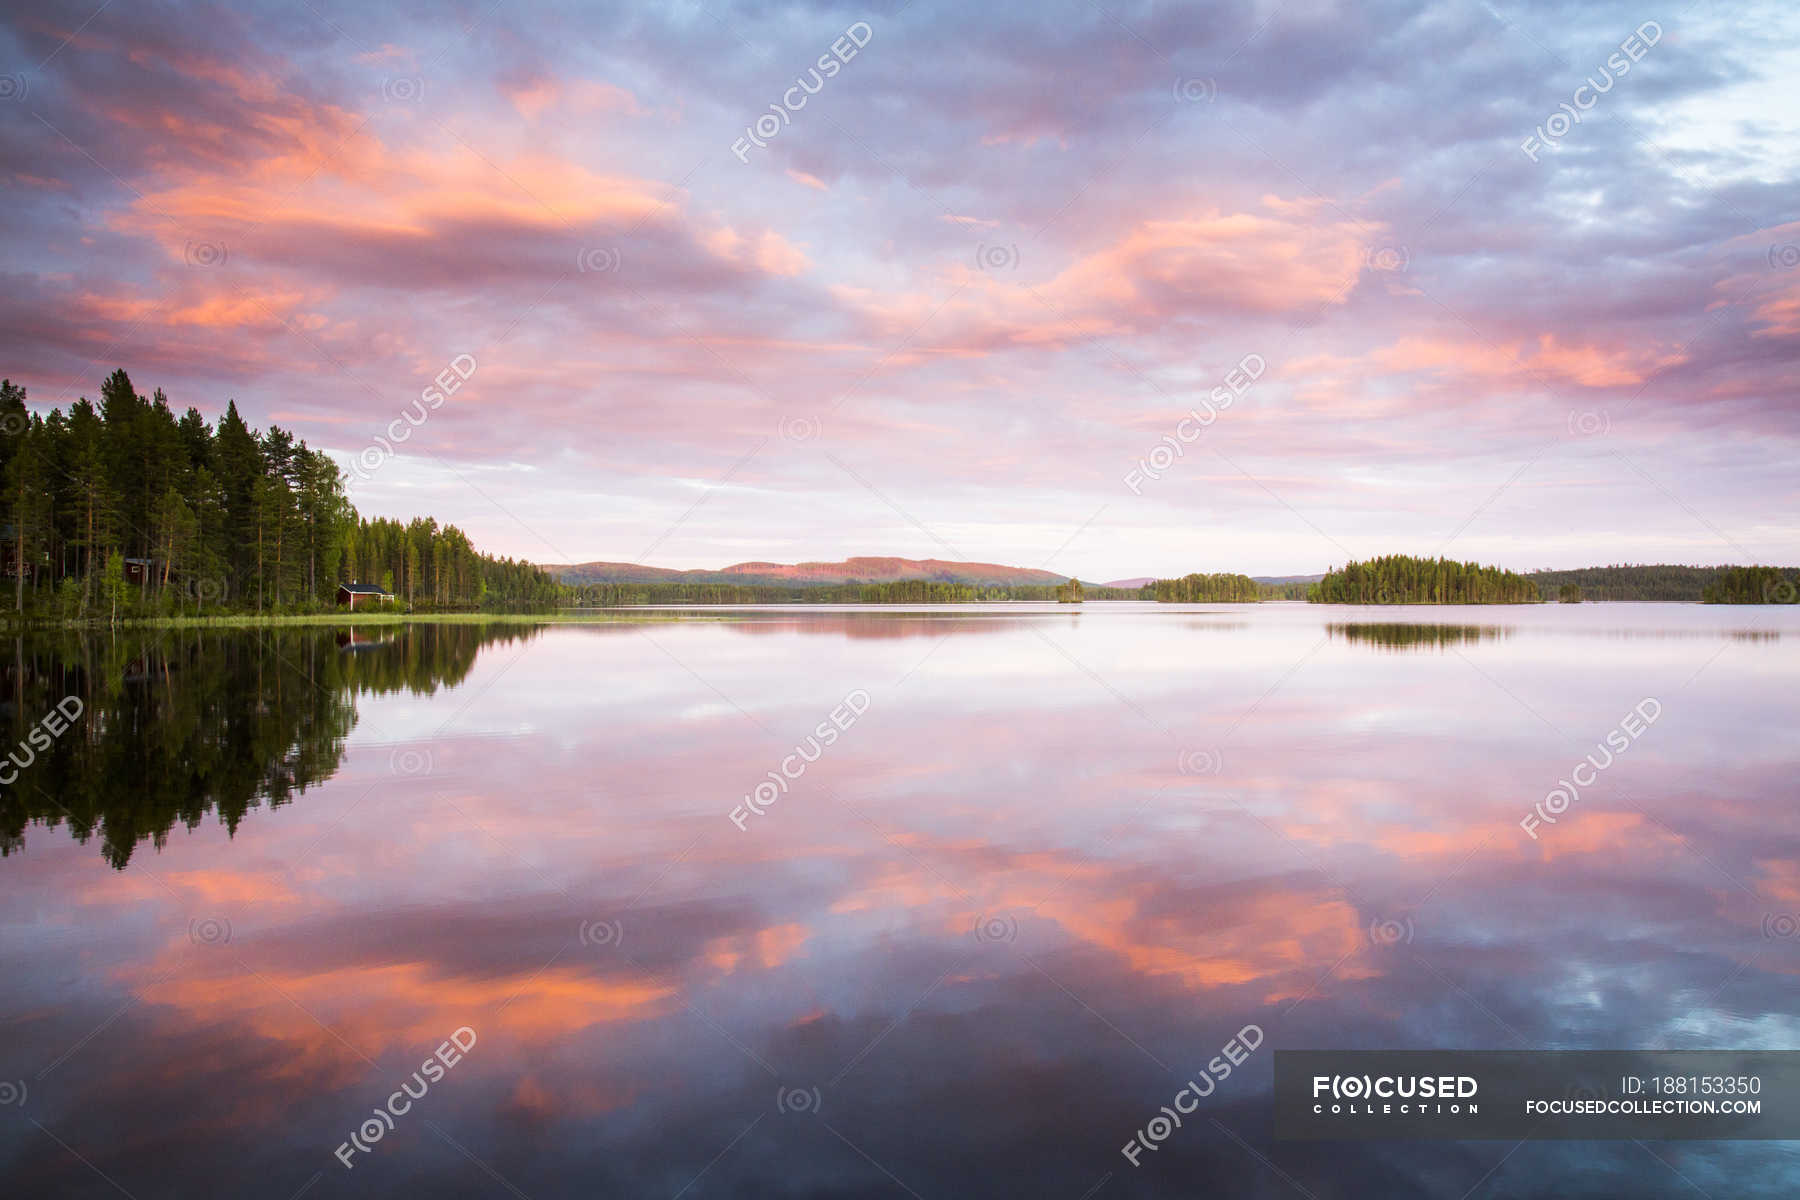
[3, 602, 1798, 1197]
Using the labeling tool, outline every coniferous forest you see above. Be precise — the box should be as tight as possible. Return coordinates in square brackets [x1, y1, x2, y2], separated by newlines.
[1150, 573, 1262, 602]
[1308, 555, 1539, 604]
[1525, 564, 1734, 601]
[1701, 566, 1800, 605]
[1, 372, 560, 619]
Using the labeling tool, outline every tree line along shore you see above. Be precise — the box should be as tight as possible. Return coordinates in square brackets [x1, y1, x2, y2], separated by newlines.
[568, 559, 1797, 606]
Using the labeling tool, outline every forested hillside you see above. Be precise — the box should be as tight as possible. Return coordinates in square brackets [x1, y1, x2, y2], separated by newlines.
[1, 372, 560, 619]
[1526, 564, 1731, 601]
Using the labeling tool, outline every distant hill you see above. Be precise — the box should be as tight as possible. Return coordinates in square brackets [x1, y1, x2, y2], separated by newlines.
[1100, 576, 1156, 589]
[1253, 574, 1325, 585]
[548, 556, 1073, 588]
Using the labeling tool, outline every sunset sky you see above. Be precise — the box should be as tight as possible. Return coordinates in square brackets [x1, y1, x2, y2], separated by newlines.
[2, 0, 1796, 578]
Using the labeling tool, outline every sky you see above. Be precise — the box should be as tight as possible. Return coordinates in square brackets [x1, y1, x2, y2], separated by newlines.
[1, 0, 1796, 579]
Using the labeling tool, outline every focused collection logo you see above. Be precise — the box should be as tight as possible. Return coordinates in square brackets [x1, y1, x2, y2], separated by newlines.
[1311, 1073, 1480, 1116]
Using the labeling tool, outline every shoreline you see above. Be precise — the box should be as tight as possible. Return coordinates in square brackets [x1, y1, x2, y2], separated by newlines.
[0, 597, 1764, 632]
[0, 610, 722, 631]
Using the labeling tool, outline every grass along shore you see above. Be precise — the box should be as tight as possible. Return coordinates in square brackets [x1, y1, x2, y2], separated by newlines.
[1, 608, 730, 631]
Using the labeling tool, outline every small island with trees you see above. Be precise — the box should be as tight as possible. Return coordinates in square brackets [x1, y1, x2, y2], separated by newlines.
[1305, 555, 1539, 604]
[1149, 557, 1797, 605]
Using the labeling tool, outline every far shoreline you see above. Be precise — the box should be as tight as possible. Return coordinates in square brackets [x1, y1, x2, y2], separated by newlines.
[3, 595, 1773, 633]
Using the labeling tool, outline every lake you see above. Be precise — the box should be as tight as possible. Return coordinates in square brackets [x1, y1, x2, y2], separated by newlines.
[3, 602, 1798, 1197]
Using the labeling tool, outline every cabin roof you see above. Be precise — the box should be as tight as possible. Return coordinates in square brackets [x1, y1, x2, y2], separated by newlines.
[338, 582, 392, 595]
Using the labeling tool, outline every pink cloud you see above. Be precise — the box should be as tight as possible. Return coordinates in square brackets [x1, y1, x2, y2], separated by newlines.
[1372, 333, 1687, 389]
[841, 196, 1374, 358]
[502, 75, 641, 120]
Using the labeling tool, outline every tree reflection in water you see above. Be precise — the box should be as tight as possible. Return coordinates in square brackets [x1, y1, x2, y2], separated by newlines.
[0, 623, 542, 867]
[1326, 622, 1514, 651]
